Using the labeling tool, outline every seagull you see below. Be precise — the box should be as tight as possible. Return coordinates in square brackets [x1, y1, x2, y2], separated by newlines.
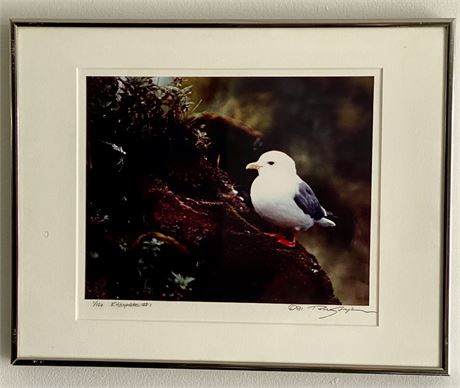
[246, 150, 335, 248]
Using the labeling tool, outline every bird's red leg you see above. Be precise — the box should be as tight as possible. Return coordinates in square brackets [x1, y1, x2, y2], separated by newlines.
[263, 230, 296, 248]
[276, 231, 296, 248]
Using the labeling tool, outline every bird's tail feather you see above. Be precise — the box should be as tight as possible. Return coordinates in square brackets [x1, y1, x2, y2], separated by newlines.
[316, 217, 336, 227]
[322, 206, 339, 220]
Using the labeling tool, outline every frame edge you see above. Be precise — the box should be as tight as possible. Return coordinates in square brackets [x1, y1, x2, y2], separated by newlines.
[9, 18, 454, 376]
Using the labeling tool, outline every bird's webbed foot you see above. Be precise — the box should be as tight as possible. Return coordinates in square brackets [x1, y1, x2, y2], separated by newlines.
[276, 237, 296, 248]
[263, 231, 297, 248]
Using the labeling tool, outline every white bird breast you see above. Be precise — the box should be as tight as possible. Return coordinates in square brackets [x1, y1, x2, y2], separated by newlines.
[250, 172, 314, 231]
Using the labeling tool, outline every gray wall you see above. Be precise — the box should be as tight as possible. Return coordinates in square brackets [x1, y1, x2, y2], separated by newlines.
[1, 0, 458, 387]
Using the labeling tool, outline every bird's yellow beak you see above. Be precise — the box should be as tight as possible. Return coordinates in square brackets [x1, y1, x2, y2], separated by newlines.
[246, 162, 262, 170]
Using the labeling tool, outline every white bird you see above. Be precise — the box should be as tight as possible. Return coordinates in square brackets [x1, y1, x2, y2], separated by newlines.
[246, 150, 335, 247]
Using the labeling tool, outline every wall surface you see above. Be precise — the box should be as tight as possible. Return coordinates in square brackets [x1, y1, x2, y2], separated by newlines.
[0, 1, 458, 387]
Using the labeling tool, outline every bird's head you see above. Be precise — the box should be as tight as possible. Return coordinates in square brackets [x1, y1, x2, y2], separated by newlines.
[246, 150, 297, 175]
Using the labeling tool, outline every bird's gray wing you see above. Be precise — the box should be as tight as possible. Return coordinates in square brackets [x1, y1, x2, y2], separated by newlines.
[293, 181, 325, 220]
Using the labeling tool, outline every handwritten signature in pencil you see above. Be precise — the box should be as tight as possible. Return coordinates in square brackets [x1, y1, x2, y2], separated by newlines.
[288, 304, 377, 320]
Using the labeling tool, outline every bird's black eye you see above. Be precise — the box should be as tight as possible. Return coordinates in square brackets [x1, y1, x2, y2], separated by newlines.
[268, 161, 275, 165]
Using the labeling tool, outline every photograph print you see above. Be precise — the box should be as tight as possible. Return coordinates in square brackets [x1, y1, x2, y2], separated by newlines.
[85, 75, 374, 306]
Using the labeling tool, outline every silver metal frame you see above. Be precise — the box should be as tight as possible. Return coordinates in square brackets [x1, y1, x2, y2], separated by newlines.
[9, 19, 455, 375]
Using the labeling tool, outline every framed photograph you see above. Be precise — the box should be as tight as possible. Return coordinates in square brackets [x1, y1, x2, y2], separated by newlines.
[11, 19, 453, 374]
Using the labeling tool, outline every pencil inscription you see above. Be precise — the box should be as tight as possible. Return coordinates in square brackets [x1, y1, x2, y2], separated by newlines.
[91, 300, 153, 308]
[288, 304, 377, 319]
